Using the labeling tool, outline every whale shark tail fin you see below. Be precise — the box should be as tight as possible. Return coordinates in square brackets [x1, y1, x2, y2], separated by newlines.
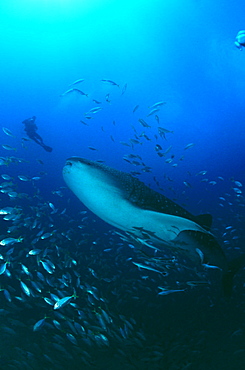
[222, 253, 245, 297]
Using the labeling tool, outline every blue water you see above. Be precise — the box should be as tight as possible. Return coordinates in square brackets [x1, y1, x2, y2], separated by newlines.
[0, 1, 244, 369]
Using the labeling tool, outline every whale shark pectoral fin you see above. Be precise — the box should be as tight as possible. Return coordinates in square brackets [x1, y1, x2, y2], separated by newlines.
[169, 229, 226, 266]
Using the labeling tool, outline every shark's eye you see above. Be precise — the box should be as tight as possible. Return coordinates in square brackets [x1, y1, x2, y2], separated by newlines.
[66, 161, 73, 166]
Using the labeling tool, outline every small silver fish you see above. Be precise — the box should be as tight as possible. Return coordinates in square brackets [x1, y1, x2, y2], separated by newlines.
[148, 101, 166, 109]
[61, 88, 88, 97]
[2, 127, 15, 137]
[132, 261, 167, 275]
[40, 260, 55, 274]
[1, 174, 13, 181]
[18, 175, 30, 181]
[20, 281, 31, 296]
[138, 119, 151, 128]
[186, 281, 210, 287]
[158, 287, 185, 295]
[72, 88, 88, 97]
[184, 143, 195, 150]
[54, 295, 74, 310]
[2, 144, 16, 151]
[49, 202, 57, 213]
[0, 262, 8, 275]
[158, 127, 173, 139]
[133, 105, 139, 113]
[121, 83, 127, 95]
[0, 237, 23, 246]
[101, 79, 119, 87]
[234, 180, 242, 187]
[183, 181, 192, 188]
[88, 146, 97, 151]
[202, 263, 222, 270]
[147, 108, 160, 117]
[69, 78, 84, 86]
[41, 232, 53, 240]
[28, 249, 42, 256]
[87, 107, 102, 114]
[33, 318, 46, 332]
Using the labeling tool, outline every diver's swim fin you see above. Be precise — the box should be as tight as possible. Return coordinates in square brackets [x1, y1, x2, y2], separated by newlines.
[42, 145, 53, 152]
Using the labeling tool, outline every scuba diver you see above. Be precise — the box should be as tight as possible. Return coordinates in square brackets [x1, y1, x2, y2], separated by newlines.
[22, 116, 53, 152]
[235, 30, 245, 50]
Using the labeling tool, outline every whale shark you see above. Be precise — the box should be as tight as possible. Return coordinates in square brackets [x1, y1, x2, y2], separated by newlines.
[63, 157, 243, 295]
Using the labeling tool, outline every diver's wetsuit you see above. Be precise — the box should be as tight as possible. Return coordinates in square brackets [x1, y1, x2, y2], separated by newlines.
[22, 116, 52, 152]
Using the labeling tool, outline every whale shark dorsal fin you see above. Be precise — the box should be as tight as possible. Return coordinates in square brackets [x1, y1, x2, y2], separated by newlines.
[195, 214, 212, 231]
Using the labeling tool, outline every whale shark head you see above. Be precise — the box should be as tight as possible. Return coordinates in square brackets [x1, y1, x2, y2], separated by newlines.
[63, 157, 138, 229]
[63, 157, 227, 269]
